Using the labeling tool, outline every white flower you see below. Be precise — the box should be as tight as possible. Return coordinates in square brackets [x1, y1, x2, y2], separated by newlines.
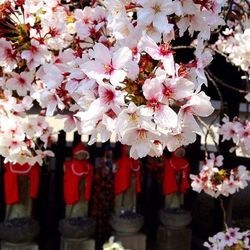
[191, 155, 250, 198]
[82, 43, 133, 86]
[122, 126, 160, 159]
[103, 236, 125, 250]
[204, 228, 250, 250]
[21, 39, 50, 70]
[39, 89, 65, 116]
[137, 0, 174, 34]
[0, 38, 16, 71]
[140, 35, 175, 76]
[6, 71, 34, 96]
[165, 126, 197, 152]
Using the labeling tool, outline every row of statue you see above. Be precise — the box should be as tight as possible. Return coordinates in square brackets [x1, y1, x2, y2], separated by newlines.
[0, 143, 191, 246]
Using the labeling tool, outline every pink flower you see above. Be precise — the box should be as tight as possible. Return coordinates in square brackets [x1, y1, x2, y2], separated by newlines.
[122, 126, 161, 159]
[140, 35, 175, 76]
[142, 75, 178, 128]
[165, 126, 197, 151]
[179, 91, 214, 133]
[82, 43, 133, 86]
[0, 38, 16, 70]
[6, 71, 34, 96]
[137, 0, 174, 34]
[40, 90, 65, 116]
[21, 39, 50, 69]
[56, 114, 81, 133]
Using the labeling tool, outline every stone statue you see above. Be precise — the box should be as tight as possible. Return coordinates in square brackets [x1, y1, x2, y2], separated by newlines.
[4, 162, 41, 220]
[60, 142, 96, 240]
[0, 162, 40, 243]
[163, 147, 190, 210]
[110, 145, 144, 235]
[114, 145, 141, 215]
[63, 143, 93, 218]
[159, 147, 191, 230]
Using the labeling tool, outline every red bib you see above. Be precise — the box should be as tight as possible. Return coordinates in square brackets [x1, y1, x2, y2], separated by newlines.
[64, 159, 93, 205]
[163, 156, 190, 195]
[4, 162, 41, 205]
[114, 147, 141, 195]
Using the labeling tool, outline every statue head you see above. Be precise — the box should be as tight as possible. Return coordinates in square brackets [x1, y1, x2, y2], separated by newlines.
[72, 143, 89, 160]
[173, 147, 185, 158]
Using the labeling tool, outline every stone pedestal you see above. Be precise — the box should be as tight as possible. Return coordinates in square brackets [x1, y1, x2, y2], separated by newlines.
[1, 241, 38, 250]
[60, 237, 95, 250]
[115, 233, 146, 250]
[157, 226, 192, 250]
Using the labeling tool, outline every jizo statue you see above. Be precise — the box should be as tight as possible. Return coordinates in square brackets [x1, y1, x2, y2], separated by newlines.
[114, 145, 141, 215]
[163, 147, 190, 210]
[3, 162, 41, 220]
[63, 143, 94, 218]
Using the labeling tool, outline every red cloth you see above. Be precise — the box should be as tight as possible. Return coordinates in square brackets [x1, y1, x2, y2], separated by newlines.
[163, 154, 190, 195]
[114, 146, 141, 195]
[63, 143, 93, 205]
[4, 162, 41, 205]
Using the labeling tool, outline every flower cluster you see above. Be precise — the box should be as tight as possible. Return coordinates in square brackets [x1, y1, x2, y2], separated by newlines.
[0, 90, 55, 165]
[216, 25, 250, 74]
[190, 154, 250, 198]
[204, 227, 250, 250]
[219, 116, 250, 157]
[0, 0, 224, 161]
[215, 21, 250, 78]
[103, 236, 126, 250]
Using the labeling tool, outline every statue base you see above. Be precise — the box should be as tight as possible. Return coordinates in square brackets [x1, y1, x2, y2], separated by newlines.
[59, 217, 96, 239]
[115, 233, 146, 250]
[157, 225, 192, 250]
[159, 209, 191, 229]
[60, 237, 95, 250]
[110, 212, 144, 235]
[0, 218, 39, 243]
[1, 241, 38, 250]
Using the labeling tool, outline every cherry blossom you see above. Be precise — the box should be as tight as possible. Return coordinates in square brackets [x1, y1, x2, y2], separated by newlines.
[219, 116, 250, 157]
[204, 228, 250, 250]
[0, 0, 228, 162]
[82, 43, 133, 86]
[136, 0, 174, 34]
[215, 21, 250, 78]
[6, 71, 34, 96]
[21, 39, 50, 70]
[179, 91, 214, 133]
[103, 236, 125, 250]
[122, 126, 161, 159]
[190, 154, 250, 198]
[140, 35, 175, 76]
[0, 38, 16, 71]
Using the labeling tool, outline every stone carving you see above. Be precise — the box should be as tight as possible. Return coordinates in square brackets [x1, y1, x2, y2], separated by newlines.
[0, 162, 40, 243]
[110, 145, 144, 235]
[160, 147, 191, 229]
[59, 143, 95, 240]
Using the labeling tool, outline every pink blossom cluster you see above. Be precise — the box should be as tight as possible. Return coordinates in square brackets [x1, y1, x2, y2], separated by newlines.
[190, 154, 250, 198]
[0, 0, 225, 161]
[0, 90, 55, 165]
[215, 23, 250, 78]
[219, 116, 250, 157]
[204, 227, 250, 250]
